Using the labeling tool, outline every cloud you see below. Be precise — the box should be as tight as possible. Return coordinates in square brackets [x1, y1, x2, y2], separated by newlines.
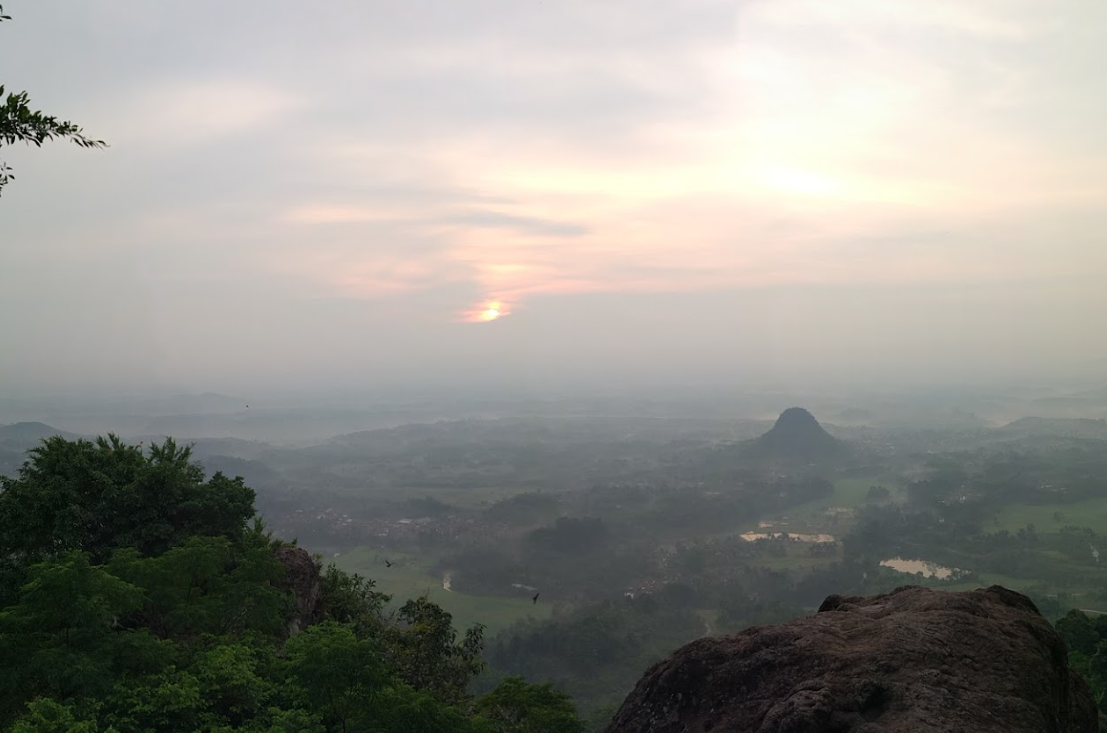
[437, 210, 589, 238]
[134, 0, 1105, 309]
[103, 79, 303, 147]
[2, 0, 1106, 390]
[283, 204, 587, 238]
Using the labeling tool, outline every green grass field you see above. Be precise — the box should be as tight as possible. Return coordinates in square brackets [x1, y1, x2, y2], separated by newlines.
[331, 546, 552, 636]
[947, 497, 1107, 609]
[829, 477, 884, 506]
[745, 477, 882, 535]
[708, 477, 883, 571]
[756, 542, 842, 572]
[991, 497, 1107, 536]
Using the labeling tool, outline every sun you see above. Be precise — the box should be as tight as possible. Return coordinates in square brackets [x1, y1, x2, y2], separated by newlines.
[463, 299, 510, 323]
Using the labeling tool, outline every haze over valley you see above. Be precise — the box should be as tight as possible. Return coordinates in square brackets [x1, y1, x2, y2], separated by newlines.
[4, 386, 1107, 723]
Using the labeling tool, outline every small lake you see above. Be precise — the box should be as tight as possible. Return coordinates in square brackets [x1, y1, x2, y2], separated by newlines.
[879, 557, 957, 579]
[740, 531, 836, 543]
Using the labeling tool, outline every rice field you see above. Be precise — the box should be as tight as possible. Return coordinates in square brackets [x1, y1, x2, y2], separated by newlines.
[991, 497, 1107, 536]
[330, 546, 552, 636]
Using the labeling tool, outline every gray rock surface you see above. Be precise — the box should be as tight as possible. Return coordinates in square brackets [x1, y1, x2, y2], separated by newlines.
[607, 585, 1096, 733]
[274, 545, 323, 636]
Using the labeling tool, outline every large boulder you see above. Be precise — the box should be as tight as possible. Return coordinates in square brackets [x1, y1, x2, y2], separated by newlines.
[607, 585, 1097, 733]
[274, 545, 323, 636]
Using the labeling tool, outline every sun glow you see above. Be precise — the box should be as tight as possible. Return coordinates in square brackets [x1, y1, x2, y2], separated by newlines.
[464, 300, 510, 323]
[761, 166, 841, 196]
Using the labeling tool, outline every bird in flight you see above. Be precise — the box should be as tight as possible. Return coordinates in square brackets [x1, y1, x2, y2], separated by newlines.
[532, 592, 540, 604]
[385, 559, 393, 568]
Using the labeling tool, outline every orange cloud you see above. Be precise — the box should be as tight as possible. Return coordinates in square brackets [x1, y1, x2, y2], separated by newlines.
[257, 0, 1107, 318]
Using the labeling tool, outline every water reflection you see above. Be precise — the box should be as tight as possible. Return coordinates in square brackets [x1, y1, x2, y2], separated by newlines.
[880, 557, 957, 579]
[740, 531, 836, 543]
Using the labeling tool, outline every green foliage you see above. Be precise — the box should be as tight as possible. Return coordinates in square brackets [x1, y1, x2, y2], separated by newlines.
[106, 536, 290, 641]
[528, 518, 609, 555]
[387, 596, 486, 706]
[0, 86, 105, 150]
[0, 552, 142, 709]
[280, 620, 496, 733]
[488, 596, 704, 718]
[10, 699, 103, 733]
[318, 564, 390, 637]
[1057, 610, 1107, 714]
[101, 667, 206, 733]
[370, 686, 485, 733]
[486, 493, 563, 525]
[866, 485, 891, 502]
[0, 5, 106, 197]
[0, 436, 256, 564]
[258, 707, 326, 733]
[194, 643, 274, 724]
[283, 622, 387, 732]
[0, 433, 579, 733]
[476, 677, 586, 733]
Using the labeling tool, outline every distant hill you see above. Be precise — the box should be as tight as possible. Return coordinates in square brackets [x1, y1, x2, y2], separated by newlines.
[0, 421, 79, 443]
[750, 407, 844, 460]
[114, 392, 249, 415]
[0, 422, 82, 477]
[128, 435, 277, 461]
[199, 454, 286, 490]
[998, 417, 1107, 440]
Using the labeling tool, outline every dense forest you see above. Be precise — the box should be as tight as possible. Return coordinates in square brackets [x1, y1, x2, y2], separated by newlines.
[0, 436, 586, 733]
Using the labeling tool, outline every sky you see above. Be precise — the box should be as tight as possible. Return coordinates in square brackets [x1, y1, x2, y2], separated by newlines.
[1, 0, 1105, 396]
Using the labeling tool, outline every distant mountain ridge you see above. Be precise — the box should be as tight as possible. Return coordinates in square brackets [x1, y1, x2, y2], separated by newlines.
[0, 422, 83, 477]
[0, 421, 80, 443]
[999, 417, 1107, 440]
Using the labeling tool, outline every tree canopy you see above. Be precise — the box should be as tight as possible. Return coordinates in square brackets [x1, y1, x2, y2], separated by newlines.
[0, 434, 586, 733]
[0, 435, 256, 565]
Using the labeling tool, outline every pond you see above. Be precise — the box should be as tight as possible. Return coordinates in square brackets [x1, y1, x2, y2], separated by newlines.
[879, 557, 958, 579]
[740, 531, 836, 543]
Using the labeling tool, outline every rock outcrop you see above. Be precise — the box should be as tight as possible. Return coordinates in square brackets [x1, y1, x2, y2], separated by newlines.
[607, 585, 1096, 733]
[274, 546, 323, 636]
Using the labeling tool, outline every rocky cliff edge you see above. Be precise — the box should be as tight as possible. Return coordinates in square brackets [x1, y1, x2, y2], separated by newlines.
[607, 585, 1097, 733]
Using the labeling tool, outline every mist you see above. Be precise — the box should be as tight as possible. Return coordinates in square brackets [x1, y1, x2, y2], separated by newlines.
[2, 0, 1106, 398]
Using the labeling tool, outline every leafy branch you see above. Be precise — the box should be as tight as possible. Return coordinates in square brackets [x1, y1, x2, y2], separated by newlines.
[0, 4, 107, 196]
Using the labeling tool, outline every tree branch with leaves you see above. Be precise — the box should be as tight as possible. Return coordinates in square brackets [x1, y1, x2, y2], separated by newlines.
[0, 5, 106, 197]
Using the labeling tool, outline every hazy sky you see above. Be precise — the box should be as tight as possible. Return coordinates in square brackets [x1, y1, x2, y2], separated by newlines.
[2, 0, 1105, 395]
